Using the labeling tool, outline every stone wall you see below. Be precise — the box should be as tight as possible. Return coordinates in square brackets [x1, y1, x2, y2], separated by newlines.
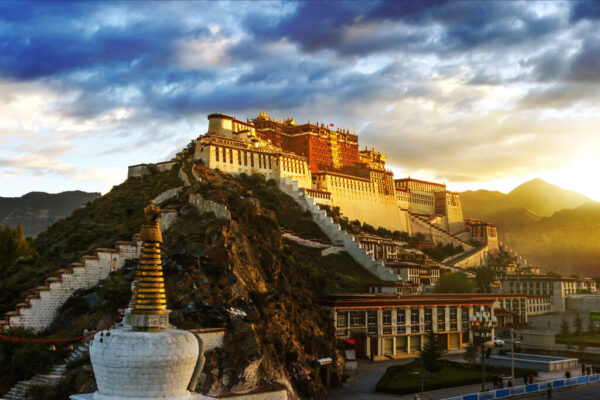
[450, 246, 489, 268]
[154, 187, 184, 205]
[188, 193, 232, 220]
[315, 173, 411, 234]
[1, 237, 141, 332]
[409, 213, 473, 250]
[278, 177, 400, 282]
[127, 161, 177, 178]
[566, 294, 600, 313]
[220, 386, 288, 400]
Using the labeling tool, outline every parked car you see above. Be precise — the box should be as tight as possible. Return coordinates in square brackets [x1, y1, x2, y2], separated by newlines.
[493, 337, 505, 347]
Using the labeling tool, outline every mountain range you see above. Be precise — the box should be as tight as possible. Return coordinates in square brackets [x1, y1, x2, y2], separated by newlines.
[0, 191, 100, 237]
[460, 179, 600, 277]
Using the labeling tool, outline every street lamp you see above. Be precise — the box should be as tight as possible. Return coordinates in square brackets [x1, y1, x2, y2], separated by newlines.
[470, 305, 497, 392]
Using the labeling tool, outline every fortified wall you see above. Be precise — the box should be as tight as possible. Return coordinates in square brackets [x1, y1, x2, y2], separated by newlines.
[0, 208, 179, 333]
[0, 238, 140, 332]
[311, 171, 410, 233]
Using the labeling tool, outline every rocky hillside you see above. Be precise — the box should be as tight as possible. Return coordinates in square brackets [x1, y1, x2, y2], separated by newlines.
[0, 191, 100, 237]
[1, 155, 379, 399]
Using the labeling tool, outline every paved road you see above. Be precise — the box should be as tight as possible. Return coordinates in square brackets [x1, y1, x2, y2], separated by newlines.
[547, 384, 600, 399]
[327, 348, 586, 400]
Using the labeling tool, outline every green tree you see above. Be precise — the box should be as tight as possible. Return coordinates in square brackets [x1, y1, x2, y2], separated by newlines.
[574, 313, 583, 336]
[559, 315, 570, 337]
[434, 271, 475, 293]
[588, 315, 596, 334]
[0, 224, 36, 270]
[96, 273, 132, 312]
[420, 329, 445, 375]
[463, 342, 478, 365]
[474, 267, 496, 293]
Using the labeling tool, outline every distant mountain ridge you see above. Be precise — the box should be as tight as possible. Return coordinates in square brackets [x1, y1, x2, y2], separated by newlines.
[461, 178, 594, 219]
[460, 179, 599, 276]
[0, 191, 100, 237]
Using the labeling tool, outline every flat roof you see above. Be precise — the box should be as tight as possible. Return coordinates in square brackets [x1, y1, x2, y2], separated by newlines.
[395, 177, 446, 187]
[320, 293, 526, 308]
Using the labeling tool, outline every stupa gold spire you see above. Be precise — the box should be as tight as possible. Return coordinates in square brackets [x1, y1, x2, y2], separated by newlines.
[131, 201, 167, 316]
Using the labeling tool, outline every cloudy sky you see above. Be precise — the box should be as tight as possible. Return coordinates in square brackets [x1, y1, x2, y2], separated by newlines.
[1, 1, 599, 200]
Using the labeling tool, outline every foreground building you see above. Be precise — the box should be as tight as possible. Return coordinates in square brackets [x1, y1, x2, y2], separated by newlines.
[501, 274, 597, 312]
[320, 293, 527, 360]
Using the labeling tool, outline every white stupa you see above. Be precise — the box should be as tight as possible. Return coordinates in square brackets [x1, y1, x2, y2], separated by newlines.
[71, 203, 213, 400]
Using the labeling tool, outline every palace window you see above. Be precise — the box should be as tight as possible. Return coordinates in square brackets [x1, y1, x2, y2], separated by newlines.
[229, 149, 233, 164]
[215, 147, 219, 161]
[337, 312, 348, 327]
[424, 307, 433, 332]
[350, 311, 365, 327]
[397, 309, 405, 325]
[411, 308, 420, 324]
[382, 310, 392, 325]
[223, 147, 227, 163]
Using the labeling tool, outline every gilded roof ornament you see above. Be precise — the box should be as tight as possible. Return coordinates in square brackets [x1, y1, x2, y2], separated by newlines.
[131, 201, 167, 320]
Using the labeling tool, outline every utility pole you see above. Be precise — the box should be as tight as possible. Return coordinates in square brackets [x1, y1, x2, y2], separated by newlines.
[470, 305, 497, 393]
[511, 326, 515, 387]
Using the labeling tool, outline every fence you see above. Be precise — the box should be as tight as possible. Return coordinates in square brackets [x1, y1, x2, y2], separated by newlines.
[443, 374, 600, 400]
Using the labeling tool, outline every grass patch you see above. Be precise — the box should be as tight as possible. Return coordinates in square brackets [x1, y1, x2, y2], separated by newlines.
[376, 360, 536, 395]
[556, 334, 600, 347]
[233, 173, 328, 240]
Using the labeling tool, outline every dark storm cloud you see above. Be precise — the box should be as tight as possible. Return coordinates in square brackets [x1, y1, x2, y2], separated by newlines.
[245, 0, 563, 56]
[0, 0, 598, 177]
[570, 1, 600, 22]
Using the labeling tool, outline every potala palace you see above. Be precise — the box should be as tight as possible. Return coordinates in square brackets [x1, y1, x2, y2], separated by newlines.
[192, 112, 493, 263]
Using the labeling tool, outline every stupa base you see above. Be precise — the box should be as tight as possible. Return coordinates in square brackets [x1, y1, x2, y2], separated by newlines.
[70, 392, 215, 400]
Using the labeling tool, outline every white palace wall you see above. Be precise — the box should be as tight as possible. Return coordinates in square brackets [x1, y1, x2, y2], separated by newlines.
[195, 138, 312, 189]
[315, 173, 411, 234]
[1, 239, 141, 333]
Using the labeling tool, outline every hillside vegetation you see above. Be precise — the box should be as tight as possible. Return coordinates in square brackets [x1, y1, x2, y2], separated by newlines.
[0, 191, 100, 237]
[1, 161, 379, 399]
[0, 165, 182, 316]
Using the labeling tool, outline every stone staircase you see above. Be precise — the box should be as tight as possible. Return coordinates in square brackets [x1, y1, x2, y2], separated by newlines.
[2, 364, 66, 400]
[279, 177, 401, 281]
[408, 212, 473, 250]
[1, 346, 88, 400]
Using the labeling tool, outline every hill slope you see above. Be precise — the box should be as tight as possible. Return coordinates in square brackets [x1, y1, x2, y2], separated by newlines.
[501, 202, 600, 276]
[0, 191, 100, 237]
[507, 178, 593, 217]
[0, 158, 379, 398]
[461, 179, 599, 276]
[460, 178, 593, 219]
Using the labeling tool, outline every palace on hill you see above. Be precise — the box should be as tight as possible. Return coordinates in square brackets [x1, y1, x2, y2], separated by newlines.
[190, 111, 468, 240]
